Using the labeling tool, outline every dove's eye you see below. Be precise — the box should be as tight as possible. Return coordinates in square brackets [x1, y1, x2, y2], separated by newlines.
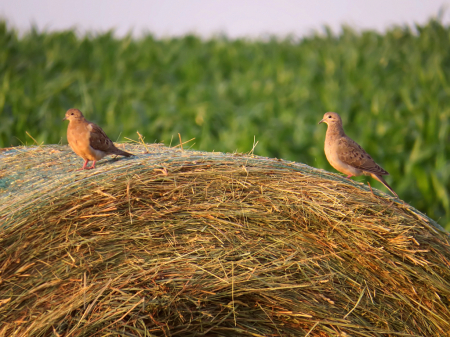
[71, 113, 74, 115]
[328, 116, 331, 118]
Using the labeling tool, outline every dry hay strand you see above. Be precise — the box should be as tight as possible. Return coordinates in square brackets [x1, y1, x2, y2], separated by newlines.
[0, 144, 449, 337]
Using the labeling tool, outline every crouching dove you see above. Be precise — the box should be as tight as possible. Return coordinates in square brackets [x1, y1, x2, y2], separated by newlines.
[63, 108, 133, 170]
[318, 112, 398, 197]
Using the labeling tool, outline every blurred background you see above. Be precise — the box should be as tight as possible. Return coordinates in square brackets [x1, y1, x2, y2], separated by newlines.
[1, 0, 450, 229]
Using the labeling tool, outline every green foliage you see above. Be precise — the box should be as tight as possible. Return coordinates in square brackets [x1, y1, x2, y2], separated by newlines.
[1, 20, 449, 229]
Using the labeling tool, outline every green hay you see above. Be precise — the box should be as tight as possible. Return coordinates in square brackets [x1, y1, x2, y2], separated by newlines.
[0, 144, 449, 336]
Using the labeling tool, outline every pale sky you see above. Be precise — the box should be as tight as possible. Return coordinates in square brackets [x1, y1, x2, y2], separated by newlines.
[0, 0, 449, 38]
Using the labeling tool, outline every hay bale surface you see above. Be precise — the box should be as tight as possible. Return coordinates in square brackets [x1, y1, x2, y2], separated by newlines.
[1, 144, 449, 337]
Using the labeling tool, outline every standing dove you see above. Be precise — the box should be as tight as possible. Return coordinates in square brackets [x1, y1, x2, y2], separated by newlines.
[63, 108, 133, 170]
[318, 112, 398, 197]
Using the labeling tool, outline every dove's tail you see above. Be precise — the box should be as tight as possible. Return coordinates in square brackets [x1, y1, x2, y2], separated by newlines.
[371, 174, 398, 198]
[112, 148, 134, 157]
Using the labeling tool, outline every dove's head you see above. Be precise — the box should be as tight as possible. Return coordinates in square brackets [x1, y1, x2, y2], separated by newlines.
[63, 109, 85, 122]
[318, 112, 342, 126]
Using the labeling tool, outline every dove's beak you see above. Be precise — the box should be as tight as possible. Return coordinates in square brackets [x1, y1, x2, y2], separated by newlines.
[62, 117, 67, 121]
[318, 119, 325, 125]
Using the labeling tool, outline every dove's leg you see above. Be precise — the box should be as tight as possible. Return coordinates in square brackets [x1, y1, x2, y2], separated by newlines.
[367, 181, 375, 195]
[77, 159, 90, 171]
[78, 159, 95, 170]
[345, 174, 353, 179]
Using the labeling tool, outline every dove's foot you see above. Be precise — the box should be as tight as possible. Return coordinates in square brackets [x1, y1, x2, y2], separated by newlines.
[78, 160, 96, 170]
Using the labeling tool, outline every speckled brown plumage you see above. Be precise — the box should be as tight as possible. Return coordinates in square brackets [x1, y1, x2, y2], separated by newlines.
[319, 112, 397, 197]
[63, 108, 133, 170]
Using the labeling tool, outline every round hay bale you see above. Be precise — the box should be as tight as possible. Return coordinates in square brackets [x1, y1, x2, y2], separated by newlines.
[0, 144, 449, 336]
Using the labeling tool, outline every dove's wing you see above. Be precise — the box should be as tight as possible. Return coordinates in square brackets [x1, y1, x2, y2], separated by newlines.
[88, 122, 115, 153]
[337, 136, 389, 176]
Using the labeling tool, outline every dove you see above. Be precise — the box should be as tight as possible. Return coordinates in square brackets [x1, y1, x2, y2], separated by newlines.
[63, 108, 133, 170]
[318, 112, 398, 197]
